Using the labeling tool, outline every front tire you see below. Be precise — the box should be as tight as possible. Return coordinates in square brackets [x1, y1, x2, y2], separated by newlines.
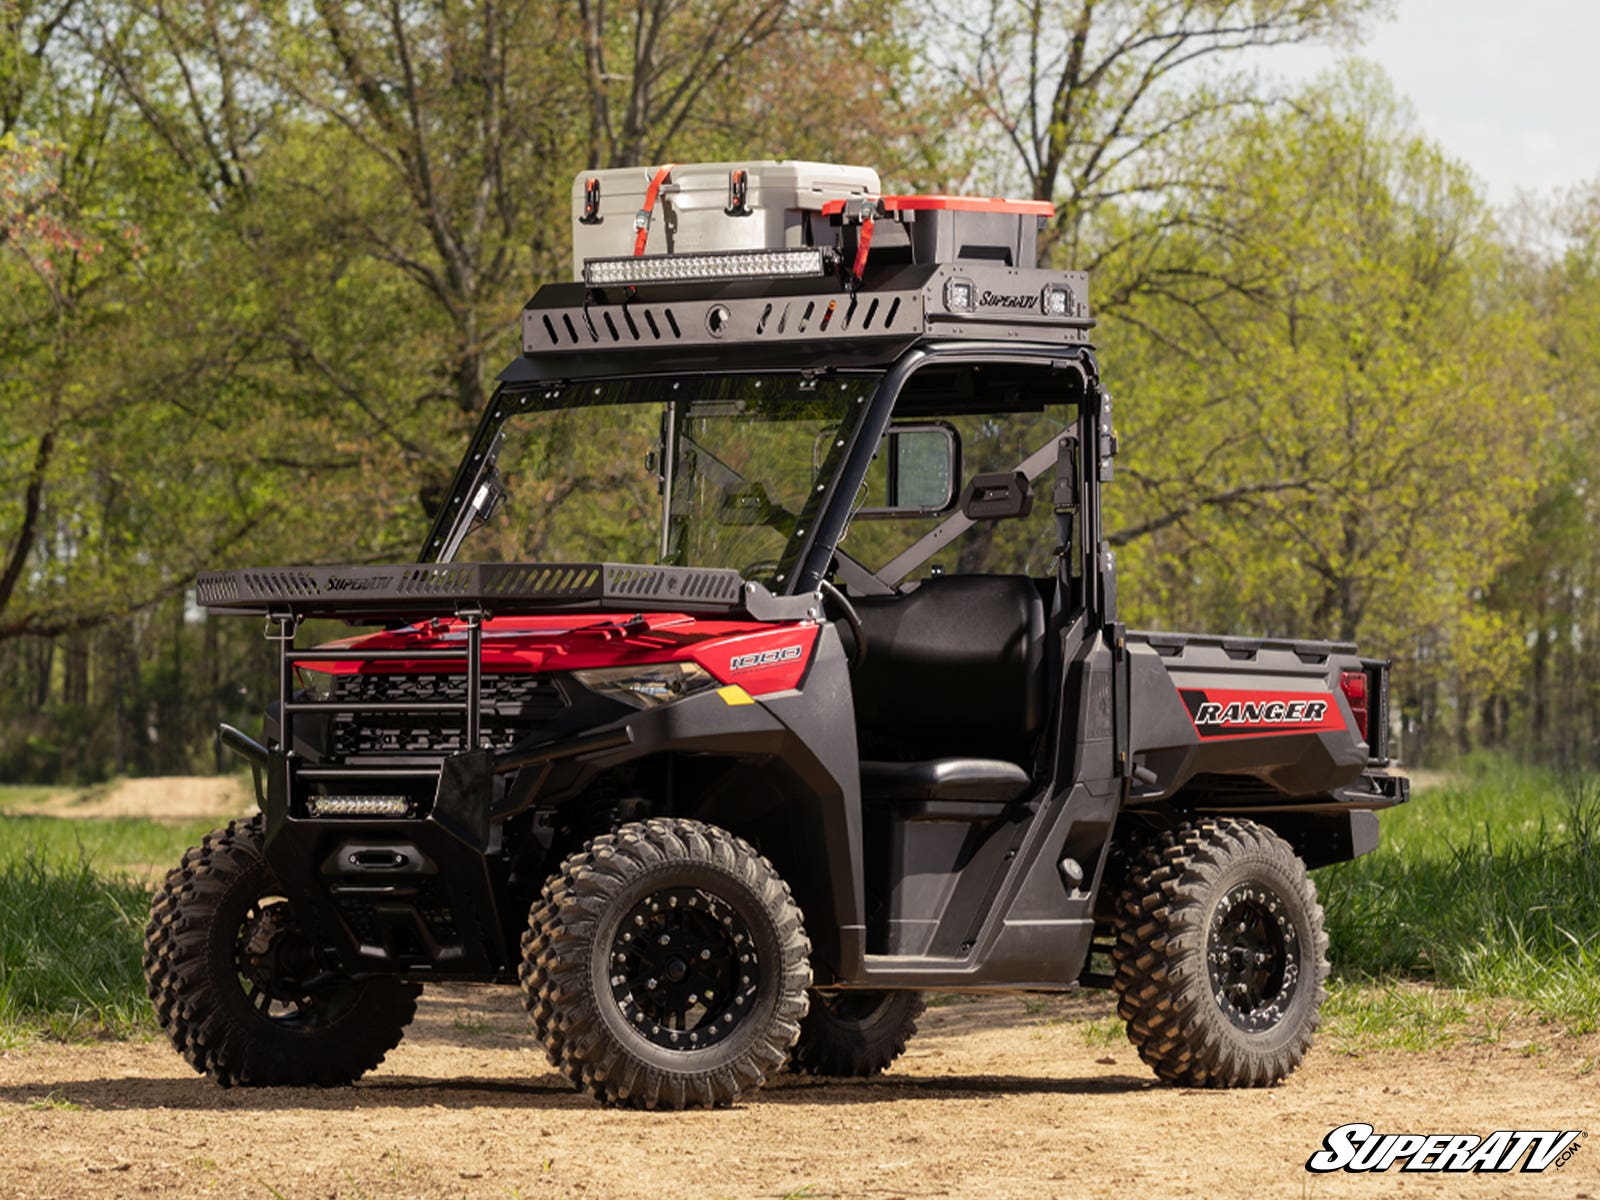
[1111, 817, 1328, 1088]
[521, 818, 811, 1109]
[788, 990, 925, 1077]
[143, 818, 419, 1087]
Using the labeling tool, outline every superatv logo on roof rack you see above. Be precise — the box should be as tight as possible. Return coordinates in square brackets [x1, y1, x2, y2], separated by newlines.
[325, 575, 395, 592]
[979, 291, 1038, 310]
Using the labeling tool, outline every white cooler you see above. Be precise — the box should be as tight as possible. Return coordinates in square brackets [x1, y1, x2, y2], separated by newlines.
[570, 161, 880, 279]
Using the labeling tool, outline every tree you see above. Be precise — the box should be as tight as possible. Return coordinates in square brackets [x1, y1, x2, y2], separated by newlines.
[937, 0, 1379, 274]
[1483, 183, 1600, 764]
[1100, 69, 1546, 757]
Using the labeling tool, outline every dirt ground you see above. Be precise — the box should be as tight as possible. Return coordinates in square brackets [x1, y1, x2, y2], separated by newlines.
[8, 777, 253, 823]
[0, 986, 1593, 1200]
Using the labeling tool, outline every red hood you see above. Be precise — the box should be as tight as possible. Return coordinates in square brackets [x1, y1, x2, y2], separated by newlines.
[299, 612, 820, 695]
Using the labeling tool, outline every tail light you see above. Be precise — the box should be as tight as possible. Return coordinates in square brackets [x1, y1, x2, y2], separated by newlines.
[1339, 670, 1369, 743]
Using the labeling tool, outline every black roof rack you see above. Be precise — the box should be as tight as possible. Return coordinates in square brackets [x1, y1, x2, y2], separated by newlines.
[523, 262, 1091, 364]
[197, 562, 818, 622]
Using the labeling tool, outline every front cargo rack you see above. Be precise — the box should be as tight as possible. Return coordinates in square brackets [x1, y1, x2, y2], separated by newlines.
[196, 561, 819, 622]
[205, 560, 813, 828]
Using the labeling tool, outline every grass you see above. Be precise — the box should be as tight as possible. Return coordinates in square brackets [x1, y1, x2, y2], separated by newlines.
[0, 784, 65, 809]
[0, 855, 156, 1043]
[0, 813, 216, 875]
[1318, 759, 1600, 1035]
[0, 810, 215, 1044]
[25, 1089, 84, 1111]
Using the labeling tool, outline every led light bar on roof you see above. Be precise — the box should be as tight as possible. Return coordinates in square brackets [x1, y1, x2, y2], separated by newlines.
[584, 247, 828, 288]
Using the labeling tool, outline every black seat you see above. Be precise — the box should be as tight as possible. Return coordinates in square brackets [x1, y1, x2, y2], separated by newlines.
[848, 574, 1047, 770]
[859, 758, 1030, 821]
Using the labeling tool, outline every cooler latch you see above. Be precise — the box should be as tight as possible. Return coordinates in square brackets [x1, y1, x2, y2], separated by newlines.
[725, 168, 751, 216]
[580, 176, 602, 225]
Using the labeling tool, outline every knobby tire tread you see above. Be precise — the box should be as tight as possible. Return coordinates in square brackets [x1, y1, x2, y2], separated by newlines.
[520, 817, 810, 1109]
[1110, 817, 1328, 1088]
[143, 817, 419, 1087]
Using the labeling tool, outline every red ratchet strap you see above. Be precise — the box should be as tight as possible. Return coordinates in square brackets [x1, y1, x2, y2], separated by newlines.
[851, 214, 875, 283]
[633, 162, 676, 256]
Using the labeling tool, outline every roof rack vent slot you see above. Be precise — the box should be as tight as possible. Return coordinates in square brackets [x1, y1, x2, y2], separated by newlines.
[885, 297, 902, 327]
[561, 313, 579, 344]
[621, 308, 641, 340]
[602, 311, 620, 341]
[541, 314, 558, 344]
[862, 297, 880, 329]
[757, 303, 773, 335]
[777, 302, 791, 334]
[664, 308, 682, 339]
[644, 309, 661, 339]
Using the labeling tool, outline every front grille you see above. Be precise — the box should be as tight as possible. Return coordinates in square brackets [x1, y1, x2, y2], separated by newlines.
[329, 672, 568, 757]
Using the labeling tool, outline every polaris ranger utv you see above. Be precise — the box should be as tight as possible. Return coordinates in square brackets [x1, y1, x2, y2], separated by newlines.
[148, 161, 1408, 1108]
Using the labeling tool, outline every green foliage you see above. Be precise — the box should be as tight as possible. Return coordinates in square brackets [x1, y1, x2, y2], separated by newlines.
[0, 812, 216, 872]
[0, 812, 221, 1042]
[0, 854, 154, 1042]
[1101, 69, 1547, 722]
[1320, 764, 1600, 1032]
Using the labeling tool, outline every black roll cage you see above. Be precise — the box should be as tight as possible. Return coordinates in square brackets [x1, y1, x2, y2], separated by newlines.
[420, 340, 1113, 632]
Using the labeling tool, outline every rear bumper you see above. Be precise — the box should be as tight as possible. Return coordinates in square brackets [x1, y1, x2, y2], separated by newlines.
[1336, 768, 1410, 809]
[1181, 769, 1408, 870]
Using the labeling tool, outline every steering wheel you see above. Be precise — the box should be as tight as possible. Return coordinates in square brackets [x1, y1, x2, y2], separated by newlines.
[818, 580, 867, 671]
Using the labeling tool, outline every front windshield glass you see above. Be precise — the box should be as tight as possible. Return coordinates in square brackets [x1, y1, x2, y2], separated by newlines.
[441, 373, 878, 590]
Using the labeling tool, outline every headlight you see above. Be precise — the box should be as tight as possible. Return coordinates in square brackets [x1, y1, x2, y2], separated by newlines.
[572, 662, 716, 709]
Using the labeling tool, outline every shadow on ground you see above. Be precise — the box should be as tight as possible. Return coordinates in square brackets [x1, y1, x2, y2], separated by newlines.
[0, 1067, 1156, 1114]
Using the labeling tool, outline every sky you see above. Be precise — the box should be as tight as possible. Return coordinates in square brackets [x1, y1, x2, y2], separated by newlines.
[1257, 0, 1600, 206]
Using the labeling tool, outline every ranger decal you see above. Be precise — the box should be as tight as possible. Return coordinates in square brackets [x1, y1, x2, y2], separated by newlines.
[1179, 687, 1345, 739]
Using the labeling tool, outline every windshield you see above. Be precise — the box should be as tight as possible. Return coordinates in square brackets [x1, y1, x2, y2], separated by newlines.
[436, 373, 879, 591]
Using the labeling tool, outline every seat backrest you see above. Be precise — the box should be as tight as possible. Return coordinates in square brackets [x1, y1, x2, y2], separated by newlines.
[849, 575, 1047, 764]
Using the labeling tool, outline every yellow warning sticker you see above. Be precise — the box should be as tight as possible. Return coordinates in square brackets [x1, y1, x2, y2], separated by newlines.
[716, 685, 755, 706]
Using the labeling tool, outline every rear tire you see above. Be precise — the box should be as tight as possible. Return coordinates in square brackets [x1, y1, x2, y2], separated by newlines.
[521, 818, 811, 1109]
[143, 818, 419, 1087]
[788, 989, 925, 1077]
[1111, 817, 1328, 1088]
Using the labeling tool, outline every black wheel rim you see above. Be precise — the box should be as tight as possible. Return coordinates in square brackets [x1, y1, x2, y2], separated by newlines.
[1205, 882, 1299, 1032]
[236, 898, 345, 1029]
[608, 886, 759, 1050]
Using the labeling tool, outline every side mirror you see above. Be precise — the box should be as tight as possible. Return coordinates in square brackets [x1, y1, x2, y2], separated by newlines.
[960, 471, 1032, 521]
[852, 422, 961, 518]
